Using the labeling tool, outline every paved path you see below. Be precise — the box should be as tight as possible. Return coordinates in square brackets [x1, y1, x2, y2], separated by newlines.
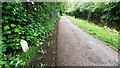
[56, 16, 118, 66]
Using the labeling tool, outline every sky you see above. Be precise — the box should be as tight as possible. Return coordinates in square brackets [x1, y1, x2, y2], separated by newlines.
[68, 0, 74, 3]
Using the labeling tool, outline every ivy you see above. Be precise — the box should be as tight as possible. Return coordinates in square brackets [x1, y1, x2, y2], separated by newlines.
[1, 2, 65, 67]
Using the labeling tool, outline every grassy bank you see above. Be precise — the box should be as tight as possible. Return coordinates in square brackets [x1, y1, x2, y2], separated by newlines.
[66, 16, 119, 51]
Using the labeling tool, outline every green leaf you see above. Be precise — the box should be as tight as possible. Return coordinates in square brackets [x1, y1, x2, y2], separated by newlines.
[0, 61, 6, 65]
[14, 28, 19, 32]
[11, 17, 15, 21]
[23, 19, 27, 22]
[12, 11, 17, 15]
[8, 35, 14, 39]
[3, 16, 10, 19]
[4, 26, 10, 30]
[10, 61, 14, 65]
[6, 5, 11, 9]
[2, 37, 7, 41]
[11, 24, 16, 27]
[4, 31, 11, 34]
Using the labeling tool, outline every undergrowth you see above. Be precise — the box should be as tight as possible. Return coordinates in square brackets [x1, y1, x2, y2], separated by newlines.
[0, 18, 58, 67]
[1, 2, 63, 67]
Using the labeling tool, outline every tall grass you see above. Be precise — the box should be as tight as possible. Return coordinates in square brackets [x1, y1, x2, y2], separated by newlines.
[66, 16, 119, 51]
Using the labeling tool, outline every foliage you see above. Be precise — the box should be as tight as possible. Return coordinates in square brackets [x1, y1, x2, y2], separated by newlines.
[0, 46, 36, 67]
[67, 16, 119, 51]
[66, 2, 120, 30]
[1, 2, 65, 67]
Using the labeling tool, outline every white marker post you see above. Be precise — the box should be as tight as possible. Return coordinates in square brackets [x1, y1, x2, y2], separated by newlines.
[20, 39, 29, 52]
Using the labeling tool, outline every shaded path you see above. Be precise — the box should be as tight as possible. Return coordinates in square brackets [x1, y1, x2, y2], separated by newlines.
[56, 16, 118, 66]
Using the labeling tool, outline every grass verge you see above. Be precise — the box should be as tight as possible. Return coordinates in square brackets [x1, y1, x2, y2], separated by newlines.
[66, 16, 119, 51]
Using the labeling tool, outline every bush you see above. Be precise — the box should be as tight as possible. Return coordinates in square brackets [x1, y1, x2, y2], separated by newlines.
[66, 2, 120, 27]
[1, 2, 65, 67]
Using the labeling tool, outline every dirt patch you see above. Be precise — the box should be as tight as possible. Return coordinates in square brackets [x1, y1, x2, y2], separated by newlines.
[29, 19, 59, 67]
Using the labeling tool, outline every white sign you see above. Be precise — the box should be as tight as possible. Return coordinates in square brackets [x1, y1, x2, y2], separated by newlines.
[20, 39, 29, 52]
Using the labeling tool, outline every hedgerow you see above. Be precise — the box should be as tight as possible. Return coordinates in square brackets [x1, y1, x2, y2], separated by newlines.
[1, 2, 65, 67]
[66, 2, 120, 30]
